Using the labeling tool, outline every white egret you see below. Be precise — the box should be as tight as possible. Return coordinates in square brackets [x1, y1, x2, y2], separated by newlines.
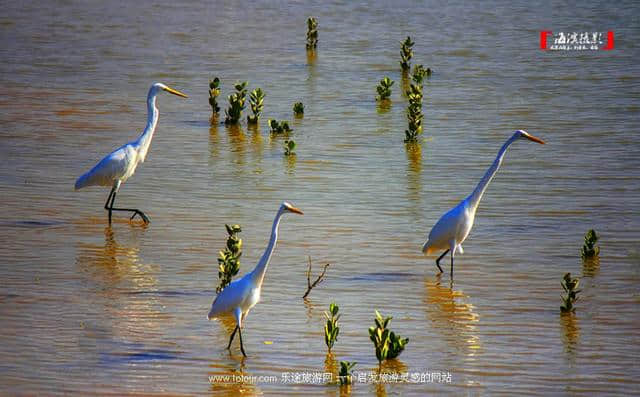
[207, 202, 304, 356]
[74, 82, 188, 224]
[422, 130, 545, 279]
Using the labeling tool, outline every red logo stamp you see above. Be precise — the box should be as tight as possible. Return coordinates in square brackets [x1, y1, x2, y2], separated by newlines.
[540, 31, 614, 51]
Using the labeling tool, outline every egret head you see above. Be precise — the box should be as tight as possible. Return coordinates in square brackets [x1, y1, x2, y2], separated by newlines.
[150, 82, 188, 98]
[281, 201, 304, 215]
[515, 129, 545, 144]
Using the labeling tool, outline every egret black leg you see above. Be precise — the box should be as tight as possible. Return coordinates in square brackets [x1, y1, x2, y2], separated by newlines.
[450, 252, 454, 281]
[103, 187, 116, 224]
[238, 327, 247, 357]
[227, 325, 238, 350]
[106, 190, 150, 224]
[435, 249, 449, 273]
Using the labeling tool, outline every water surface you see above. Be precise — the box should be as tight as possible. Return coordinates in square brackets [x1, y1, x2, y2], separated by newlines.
[1, 0, 639, 395]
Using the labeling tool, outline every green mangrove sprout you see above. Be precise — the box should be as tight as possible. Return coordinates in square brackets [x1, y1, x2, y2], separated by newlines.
[247, 88, 265, 124]
[368, 310, 409, 369]
[306, 17, 318, 49]
[293, 101, 304, 116]
[216, 224, 242, 293]
[581, 229, 600, 259]
[224, 81, 248, 125]
[324, 303, 340, 353]
[209, 77, 221, 122]
[376, 77, 394, 101]
[404, 67, 425, 143]
[400, 36, 414, 71]
[412, 64, 429, 84]
[284, 139, 296, 156]
[269, 119, 292, 134]
[560, 273, 581, 313]
[338, 361, 356, 385]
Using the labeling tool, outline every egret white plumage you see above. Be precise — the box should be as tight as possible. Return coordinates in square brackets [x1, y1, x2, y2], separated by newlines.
[422, 130, 545, 279]
[207, 202, 304, 356]
[74, 82, 188, 224]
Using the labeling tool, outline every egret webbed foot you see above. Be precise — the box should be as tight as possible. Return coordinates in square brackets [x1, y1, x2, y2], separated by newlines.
[129, 210, 150, 224]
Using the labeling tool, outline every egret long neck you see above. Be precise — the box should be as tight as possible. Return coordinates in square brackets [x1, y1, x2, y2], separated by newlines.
[134, 91, 159, 162]
[467, 134, 519, 211]
[251, 209, 285, 286]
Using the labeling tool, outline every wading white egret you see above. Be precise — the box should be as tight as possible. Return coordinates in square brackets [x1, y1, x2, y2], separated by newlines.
[422, 130, 545, 279]
[74, 82, 188, 224]
[207, 202, 304, 356]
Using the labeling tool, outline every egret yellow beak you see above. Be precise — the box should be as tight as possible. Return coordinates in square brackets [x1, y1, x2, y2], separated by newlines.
[163, 86, 188, 98]
[525, 134, 545, 144]
[288, 206, 304, 215]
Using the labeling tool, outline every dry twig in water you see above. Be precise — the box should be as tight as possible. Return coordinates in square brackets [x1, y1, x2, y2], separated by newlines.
[302, 256, 330, 299]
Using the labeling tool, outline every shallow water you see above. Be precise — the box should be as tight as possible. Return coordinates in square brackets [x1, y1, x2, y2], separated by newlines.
[1, 0, 639, 395]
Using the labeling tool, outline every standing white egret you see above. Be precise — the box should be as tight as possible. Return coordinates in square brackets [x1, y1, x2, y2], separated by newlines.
[422, 130, 545, 279]
[74, 82, 188, 224]
[207, 202, 304, 356]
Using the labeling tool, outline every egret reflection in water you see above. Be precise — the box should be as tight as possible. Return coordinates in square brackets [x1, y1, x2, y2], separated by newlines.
[423, 275, 481, 356]
[75, 226, 167, 341]
[208, 357, 258, 397]
[75, 226, 142, 286]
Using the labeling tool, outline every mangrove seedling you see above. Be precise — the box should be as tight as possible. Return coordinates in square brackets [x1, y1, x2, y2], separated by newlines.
[403, 64, 429, 143]
[368, 310, 409, 369]
[411, 64, 429, 85]
[209, 77, 221, 121]
[302, 256, 330, 299]
[404, 83, 424, 143]
[400, 36, 414, 71]
[224, 81, 248, 125]
[306, 17, 318, 49]
[338, 361, 356, 385]
[581, 229, 600, 259]
[560, 273, 581, 313]
[324, 303, 340, 353]
[216, 224, 242, 293]
[247, 88, 265, 124]
[284, 139, 296, 156]
[269, 119, 292, 134]
[376, 77, 394, 101]
[293, 101, 304, 116]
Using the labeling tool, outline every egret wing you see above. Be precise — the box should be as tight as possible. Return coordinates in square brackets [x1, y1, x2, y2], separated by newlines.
[75, 144, 133, 189]
[207, 275, 253, 320]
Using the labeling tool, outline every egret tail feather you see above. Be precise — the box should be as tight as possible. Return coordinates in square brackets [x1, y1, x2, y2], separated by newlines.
[74, 172, 92, 190]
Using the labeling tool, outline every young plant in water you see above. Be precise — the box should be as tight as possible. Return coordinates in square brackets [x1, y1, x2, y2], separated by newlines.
[269, 119, 292, 134]
[560, 273, 581, 313]
[224, 81, 248, 125]
[284, 139, 296, 156]
[399, 36, 414, 71]
[324, 303, 340, 353]
[368, 310, 408, 369]
[216, 224, 242, 293]
[376, 77, 394, 101]
[306, 17, 318, 49]
[404, 83, 423, 143]
[411, 64, 429, 84]
[581, 229, 600, 259]
[338, 361, 356, 385]
[293, 101, 304, 116]
[209, 77, 221, 122]
[247, 88, 265, 124]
